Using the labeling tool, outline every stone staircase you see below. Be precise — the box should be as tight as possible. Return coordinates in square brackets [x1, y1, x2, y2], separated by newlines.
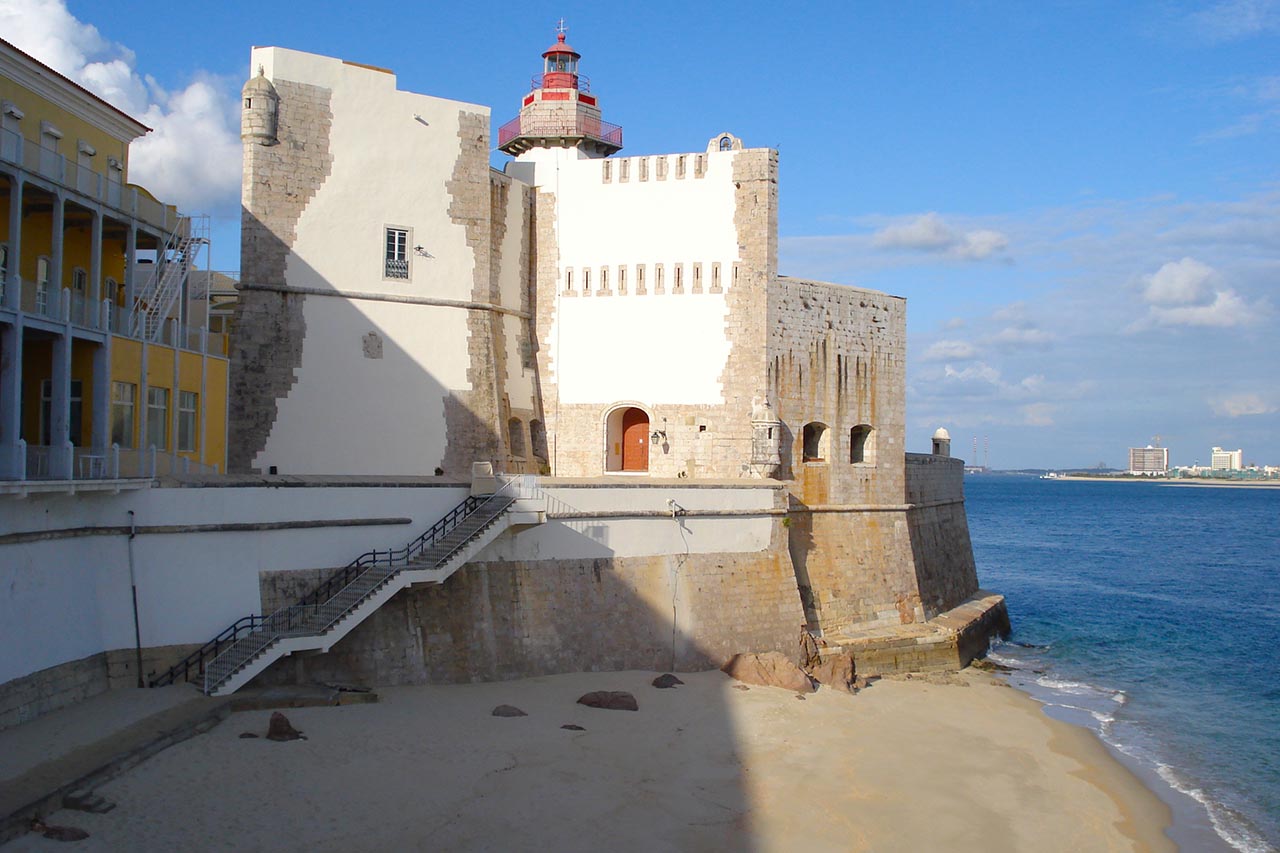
[197, 487, 544, 696]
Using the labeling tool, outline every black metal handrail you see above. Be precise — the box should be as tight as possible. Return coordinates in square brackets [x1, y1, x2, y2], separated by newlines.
[148, 615, 264, 687]
[148, 492, 496, 689]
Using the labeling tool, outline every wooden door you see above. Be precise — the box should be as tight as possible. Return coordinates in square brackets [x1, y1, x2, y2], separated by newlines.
[621, 407, 649, 471]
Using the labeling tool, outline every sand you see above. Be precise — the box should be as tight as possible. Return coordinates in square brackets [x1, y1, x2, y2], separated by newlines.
[3, 669, 1173, 852]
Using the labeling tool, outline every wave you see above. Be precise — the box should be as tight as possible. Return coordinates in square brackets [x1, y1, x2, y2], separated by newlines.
[1154, 764, 1277, 853]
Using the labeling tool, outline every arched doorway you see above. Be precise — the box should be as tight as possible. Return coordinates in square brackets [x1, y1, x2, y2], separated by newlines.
[621, 407, 649, 472]
[605, 405, 650, 473]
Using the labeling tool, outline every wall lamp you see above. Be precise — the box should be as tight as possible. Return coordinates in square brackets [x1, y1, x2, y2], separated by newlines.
[414, 245, 433, 258]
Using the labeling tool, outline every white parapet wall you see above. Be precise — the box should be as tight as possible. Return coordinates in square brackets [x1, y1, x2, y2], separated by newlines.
[0, 478, 783, 714]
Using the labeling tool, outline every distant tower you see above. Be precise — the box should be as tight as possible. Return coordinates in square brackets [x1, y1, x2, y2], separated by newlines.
[932, 427, 951, 457]
[984, 435, 990, 470]
[241, 67, 279, 145]
[497, 22, 623, 158]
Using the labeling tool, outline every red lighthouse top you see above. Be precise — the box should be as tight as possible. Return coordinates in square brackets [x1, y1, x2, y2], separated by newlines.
[540, 28, 581, 89]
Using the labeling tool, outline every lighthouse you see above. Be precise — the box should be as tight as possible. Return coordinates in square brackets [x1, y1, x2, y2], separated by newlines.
[497, 23, 623, 159]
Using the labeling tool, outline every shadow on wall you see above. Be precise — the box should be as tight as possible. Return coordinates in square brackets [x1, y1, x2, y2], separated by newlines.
[228, 210, 520, 476]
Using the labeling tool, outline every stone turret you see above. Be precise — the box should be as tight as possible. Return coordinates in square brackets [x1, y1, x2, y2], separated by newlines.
[749, 397, 783, 478]
[241, 68, 279, 145]
[932, 427, 952, 457]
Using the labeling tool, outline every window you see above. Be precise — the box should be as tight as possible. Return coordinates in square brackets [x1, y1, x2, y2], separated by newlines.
[147, 387, 169, 450]
[178, 391, 198, 452]
[849, 424, 874, 464]
[384, 227, 408, 279]
[636, 265, 645, 294]
[564, 269, 574, 293]
[655, 263, 664, 293]
[105, 278, 118, 328]
[802, 422, 828, 462]
[111, 382, 135, 448]
[508, 417, 525, 458]
[36, 256, 49, 314]
[72, 267, 86, 293]
[618, 266, 627, 294]
[40, 380, 83, 446]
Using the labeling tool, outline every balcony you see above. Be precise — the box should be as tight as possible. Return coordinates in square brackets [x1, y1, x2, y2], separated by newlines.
[530, 73, 591, 92]
[497, 115, 624, 156]
[0, 125, 178, 232]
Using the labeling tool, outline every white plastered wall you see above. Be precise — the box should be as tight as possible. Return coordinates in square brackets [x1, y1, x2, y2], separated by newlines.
[516, 147, 743, 406]
[251, 48, 487, 474]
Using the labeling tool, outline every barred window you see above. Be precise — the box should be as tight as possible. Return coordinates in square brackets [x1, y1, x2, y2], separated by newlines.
[384, 227, 409, 279]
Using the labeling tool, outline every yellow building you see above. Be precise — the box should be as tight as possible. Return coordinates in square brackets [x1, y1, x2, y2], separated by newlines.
[0, 37, 227, 481]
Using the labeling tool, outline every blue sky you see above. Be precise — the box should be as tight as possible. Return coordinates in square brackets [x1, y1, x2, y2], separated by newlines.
[4, 0, 1277, 468]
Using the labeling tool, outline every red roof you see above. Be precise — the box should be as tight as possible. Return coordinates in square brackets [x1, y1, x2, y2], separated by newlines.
[542, 32, 580, 59]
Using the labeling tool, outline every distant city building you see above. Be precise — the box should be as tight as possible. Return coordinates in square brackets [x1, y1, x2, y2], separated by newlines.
[1210, 447, 1243, 471]
[1128, 445, 1168, 476]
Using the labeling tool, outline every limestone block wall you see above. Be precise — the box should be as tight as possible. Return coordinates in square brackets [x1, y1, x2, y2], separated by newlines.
[905, 453, 980, 616]
[767, 278, 907, 507]
[530, 146, 777, 479]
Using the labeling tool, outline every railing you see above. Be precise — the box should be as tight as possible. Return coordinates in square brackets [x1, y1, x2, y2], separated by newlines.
[10, 442, 216, 482]
[384, 257, 408, 279]
[497, 115, 624, 149]
[0, 126, 178, 231]
[150, 616, 265, 687]
[0, 126, 178, 232]
[530, 73, 591, 92]
[174, 482, 528, 694]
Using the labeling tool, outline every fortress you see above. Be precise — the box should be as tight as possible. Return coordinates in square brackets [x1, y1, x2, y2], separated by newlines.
[0, 32, 1006, 727]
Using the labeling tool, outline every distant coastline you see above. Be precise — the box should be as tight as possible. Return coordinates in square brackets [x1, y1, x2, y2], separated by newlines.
[1050, 476, 1280, 489]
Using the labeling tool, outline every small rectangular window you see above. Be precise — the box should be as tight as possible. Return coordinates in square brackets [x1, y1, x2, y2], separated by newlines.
[147, 387, 169, 451]
[599, 266, 609, 293]
[711, 262, 721, 293]
[655, 263, 664, 294]
[618, 266, 627, 294]
[692, 263, 702, 294]
[564, 269, 574, 293]
[178, 391, 198, 453]
[636, 265, 646, 294]
[673, 263, 683, 293]
[582, 267, 591, 295]
[111, 381, 135, 448]
[384, 227, 409, 279]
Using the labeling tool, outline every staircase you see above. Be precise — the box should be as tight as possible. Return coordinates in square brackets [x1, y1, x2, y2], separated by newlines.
[172, 484, 543, 697]
[129, 215, 209, 341]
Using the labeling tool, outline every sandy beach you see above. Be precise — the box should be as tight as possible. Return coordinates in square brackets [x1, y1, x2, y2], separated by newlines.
[3, 668, 1173, 852]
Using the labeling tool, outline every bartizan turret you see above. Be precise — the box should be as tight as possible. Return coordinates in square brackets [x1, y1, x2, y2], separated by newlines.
[241, 67, 279, 145]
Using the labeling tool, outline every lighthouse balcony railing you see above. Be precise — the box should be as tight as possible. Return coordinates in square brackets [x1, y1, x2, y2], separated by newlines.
[530, 73, 590, 93]
[497, 115, 623, 149]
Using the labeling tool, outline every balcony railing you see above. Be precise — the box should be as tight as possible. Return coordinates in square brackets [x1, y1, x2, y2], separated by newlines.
[0, 126, 177, 232]
[497, 115, 623, 149]
[10, 440, 218, 481]
[530, 73, 591, 93]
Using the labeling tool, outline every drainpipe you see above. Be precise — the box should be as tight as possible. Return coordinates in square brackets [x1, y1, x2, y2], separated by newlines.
[127, 510, 143, 687]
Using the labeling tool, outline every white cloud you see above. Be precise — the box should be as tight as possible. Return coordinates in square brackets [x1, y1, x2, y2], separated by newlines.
[921, 339, 979, 362]
[1142, 257, 1218, 305]
[0, 0, 241, 215]
[1211, 393, 1276, 417]
[871, 212, 1009, 260]
[1188, 0, 1280, 42]
[987, 326, 1054, 347]
[1021, 403, 1056, 427]
[1130, 257, 1267, 330]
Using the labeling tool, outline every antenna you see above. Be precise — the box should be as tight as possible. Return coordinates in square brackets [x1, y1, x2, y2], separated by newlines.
[984, 435, 990, 470]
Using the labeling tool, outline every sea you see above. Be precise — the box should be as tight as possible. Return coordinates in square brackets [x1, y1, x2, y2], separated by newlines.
[965, 476, 1279, 853]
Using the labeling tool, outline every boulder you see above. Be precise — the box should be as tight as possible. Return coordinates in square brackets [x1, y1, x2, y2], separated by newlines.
[492, 705, 527, 717]
[651, 673, 684, 689]
[721, 652, 815, 693]
[239, 732, 259, 739]
[265, 711, 306, 741]
[576, 691, 639, 711]
[561, 724, 586, 731]
[805, 653, 858, 693]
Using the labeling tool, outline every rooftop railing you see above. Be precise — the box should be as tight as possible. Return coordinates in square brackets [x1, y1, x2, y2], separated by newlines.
[0, 126, 178, 232]
[497, 114, 623, 149]
[530, 73, 591, 92]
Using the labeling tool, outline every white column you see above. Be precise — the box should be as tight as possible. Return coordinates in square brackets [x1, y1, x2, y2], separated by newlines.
[49, 193, 64, 317]
[91, 337, 110, 452]
[0, 319, 21, 476]
[49, 330, 71, 477]
[4, 175, 21, 311]
[123, 221, 137, 330]
[89, 207, 102, 327]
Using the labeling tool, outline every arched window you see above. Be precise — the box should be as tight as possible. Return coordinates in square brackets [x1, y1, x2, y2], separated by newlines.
[849, 424, 874, 464]
[802, 422, 828, 462]
[508, 417, 525, 459]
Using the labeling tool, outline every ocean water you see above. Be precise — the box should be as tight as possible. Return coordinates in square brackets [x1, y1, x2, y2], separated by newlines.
[965, 476, 1279, 853]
